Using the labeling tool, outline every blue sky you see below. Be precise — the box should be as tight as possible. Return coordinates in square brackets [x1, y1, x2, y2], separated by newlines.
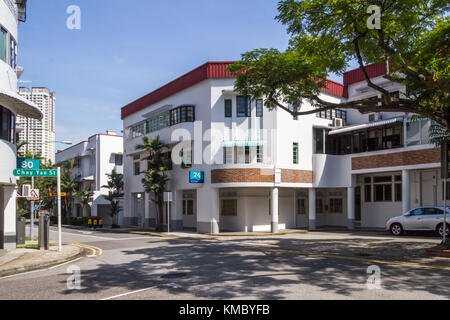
[18, 0, 347, 146]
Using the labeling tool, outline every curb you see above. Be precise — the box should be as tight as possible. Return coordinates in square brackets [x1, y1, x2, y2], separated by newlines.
[0, 246, 86, 278]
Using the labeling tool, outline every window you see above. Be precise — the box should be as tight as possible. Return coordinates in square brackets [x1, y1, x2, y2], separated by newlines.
[183, 199, 194, 216]
[364, 177, 372, 202]
[313, 128, 324, 154]
[221, 199, 237, 216]
[256, 99, 263, 117]
[374, 176, 393, 202]
[410, 208, 424, 216]
[0, 105, 15, 144]
[329, 198, 343, 213]
[245, 146, 250, 164]
[237, 96, 250, 117]
[293, 143, 299, 164]
[134, 161, 140, 176]
[442, 181, 450, 201]
[297, 199, 307, 214]
[394, 175, 402, 202]
[223, 147, 233, 164]
[0, 28, 6, 62]
[114, 154, 123, 166]
[224, 99, 232, 118]
[316, 199, 324, 213]
[256, 146, 263, 163]
[10, 37, 16, 69]
[235, 146, 245, 164]
[181, 148, 192, 168]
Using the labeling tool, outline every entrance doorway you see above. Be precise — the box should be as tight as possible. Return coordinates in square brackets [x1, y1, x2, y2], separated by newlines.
[355, 186, 361, 222]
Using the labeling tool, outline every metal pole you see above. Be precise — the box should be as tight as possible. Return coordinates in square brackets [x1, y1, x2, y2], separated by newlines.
[444, 178, 447, 244]
[167, 201, 170, 234]
[57, 167, 62, 252]
[30, 154, 35, 241]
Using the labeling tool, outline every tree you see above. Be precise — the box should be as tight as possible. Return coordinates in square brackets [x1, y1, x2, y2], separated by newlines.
[102, 169, 124, 226]
[60, 159, 79, 222]
[77, 189, 93, 217]
[228, 0, 449, 128]
[135, 136, 170, 228]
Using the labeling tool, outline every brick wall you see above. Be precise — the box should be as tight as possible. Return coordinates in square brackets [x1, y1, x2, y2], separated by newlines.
[211, 168, 313, 184]
[211, 169, 274, 183]
[352, 148, 441, 170]
[281, 169, 313, 183]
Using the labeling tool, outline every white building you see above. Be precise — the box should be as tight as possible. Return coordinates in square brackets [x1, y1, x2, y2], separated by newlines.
[0, 0, 42, 249]
[55, 131, 123, 225]
[120, 61, 443, 233]
[17, 87, 56, 163]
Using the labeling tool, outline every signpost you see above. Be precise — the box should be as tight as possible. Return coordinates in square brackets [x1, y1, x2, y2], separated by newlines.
[441, 143, 450, 244]
[189, 171, 204, 184]
[49, 192, 66, 197]
[13, 166, 63, 252]
[164, 192, 173, 234]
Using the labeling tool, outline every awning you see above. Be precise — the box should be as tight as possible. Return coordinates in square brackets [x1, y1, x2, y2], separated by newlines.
[222, 140, 265, 147]
[329, 117, 404, 135]
[0, 88, 42, 120]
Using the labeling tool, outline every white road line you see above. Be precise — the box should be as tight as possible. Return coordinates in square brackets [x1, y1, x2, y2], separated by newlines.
[100, 286, 159, 300]
[0, 257, 82, 280]
[49, 230, 116, 240]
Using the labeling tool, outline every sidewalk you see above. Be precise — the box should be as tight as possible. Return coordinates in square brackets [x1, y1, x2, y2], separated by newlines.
[0, 245, 84, 278]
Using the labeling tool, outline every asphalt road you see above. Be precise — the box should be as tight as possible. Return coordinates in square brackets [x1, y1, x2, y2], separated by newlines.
[0, 227, 449, 300]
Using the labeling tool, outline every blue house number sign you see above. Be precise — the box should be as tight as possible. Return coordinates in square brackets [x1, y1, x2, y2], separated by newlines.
[189, 171, 204, 184]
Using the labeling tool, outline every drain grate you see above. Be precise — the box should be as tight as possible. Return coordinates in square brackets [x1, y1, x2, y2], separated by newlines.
[161, 273, 187, 279]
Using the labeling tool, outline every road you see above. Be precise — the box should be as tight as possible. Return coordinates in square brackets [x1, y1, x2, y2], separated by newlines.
[0, 226, 449, 300]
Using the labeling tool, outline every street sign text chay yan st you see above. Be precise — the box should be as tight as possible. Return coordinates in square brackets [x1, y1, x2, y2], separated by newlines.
[13, 169, 58, 177]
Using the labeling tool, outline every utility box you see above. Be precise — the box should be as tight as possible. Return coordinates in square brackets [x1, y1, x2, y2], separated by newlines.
[16, 218, 26, 245]
[38, 212, 50, 250]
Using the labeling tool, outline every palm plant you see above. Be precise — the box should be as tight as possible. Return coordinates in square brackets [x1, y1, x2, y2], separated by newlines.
[135, 136, 170, 228]
[78, 189, 93, 217]
[102, 170, 124, 226]
[429, 123, 450, 147]
[61, 169, 79, 222]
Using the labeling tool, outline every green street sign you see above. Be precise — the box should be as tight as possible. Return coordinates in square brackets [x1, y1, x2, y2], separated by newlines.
[17, 158, 40, 170]
[13, 169, 58, 177]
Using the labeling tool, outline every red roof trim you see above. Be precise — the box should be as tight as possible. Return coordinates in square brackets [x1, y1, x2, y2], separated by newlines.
[121, 61, 348, 119]
[343, 62, 386, 86]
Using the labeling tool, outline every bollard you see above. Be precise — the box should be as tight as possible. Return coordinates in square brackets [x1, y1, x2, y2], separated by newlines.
[38, 212, 50, 250]
[16, 217, 26, 245]
[99, 219, 103, 229]
[88, 219, 92, 228]
[93, 219, 98, 230]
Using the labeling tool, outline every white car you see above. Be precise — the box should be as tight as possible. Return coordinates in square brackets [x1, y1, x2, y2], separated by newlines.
[386, 207, 450, 236]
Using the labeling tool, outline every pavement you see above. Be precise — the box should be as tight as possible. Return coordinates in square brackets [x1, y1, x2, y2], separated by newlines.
[0, 226, 448, 300]
[0, 244, 84, 278]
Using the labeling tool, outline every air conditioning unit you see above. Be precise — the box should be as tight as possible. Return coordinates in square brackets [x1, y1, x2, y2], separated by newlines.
[21, 185, 31, 198]
[333, 118, 344, 127]
[368, 113, 381, 122]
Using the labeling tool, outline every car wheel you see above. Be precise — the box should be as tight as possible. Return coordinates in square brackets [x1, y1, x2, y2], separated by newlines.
[436, 223, 450, 237]
[390, 223, 403, 236]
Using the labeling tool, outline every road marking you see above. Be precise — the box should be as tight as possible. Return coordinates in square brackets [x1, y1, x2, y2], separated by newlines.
[251, 246, 450, 271]
[0, 258, 82, 280]
[73, 243, 103, 256]
[50, 230, 116, 240]
[100, 286, 159, 300]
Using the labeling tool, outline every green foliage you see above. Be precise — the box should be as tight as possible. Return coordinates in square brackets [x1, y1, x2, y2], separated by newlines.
[135, 136, 170, 226]
[229, 0, 450, 127]
[102, 169, 124, 225]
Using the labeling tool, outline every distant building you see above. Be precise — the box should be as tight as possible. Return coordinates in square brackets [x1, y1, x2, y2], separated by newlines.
[17, 87, 56, 163]
[55, 131, 124, 225]
[0, 0, 42, 250]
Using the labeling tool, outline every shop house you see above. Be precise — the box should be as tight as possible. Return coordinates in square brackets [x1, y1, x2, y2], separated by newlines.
[120, 61, 442, 233]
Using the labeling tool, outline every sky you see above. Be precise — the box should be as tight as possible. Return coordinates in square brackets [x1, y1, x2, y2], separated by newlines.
[18, 0, 348, 147]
